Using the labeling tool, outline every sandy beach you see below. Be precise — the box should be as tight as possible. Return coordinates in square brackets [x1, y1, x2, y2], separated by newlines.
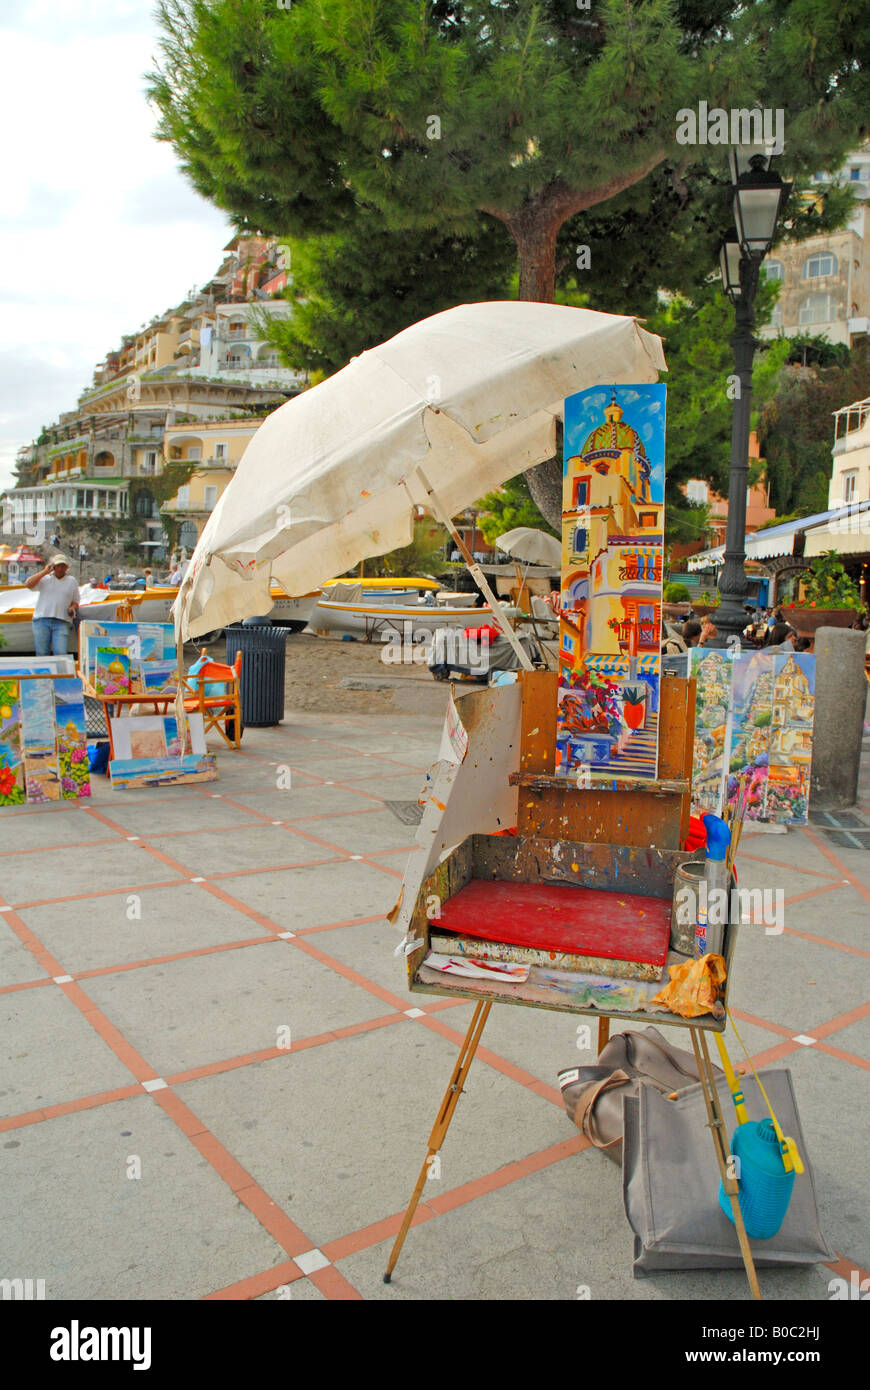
[206, 630, 454, 718]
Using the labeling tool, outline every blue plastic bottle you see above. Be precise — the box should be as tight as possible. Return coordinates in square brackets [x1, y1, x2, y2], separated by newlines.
[718, 1117, 796, 1239]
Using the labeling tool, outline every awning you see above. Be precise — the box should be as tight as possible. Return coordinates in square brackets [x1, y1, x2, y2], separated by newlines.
[745, 504, 866, 561]
[585, 653, 659, 676]
[687, 547, 724, 571]
[802, 500, 870, 557]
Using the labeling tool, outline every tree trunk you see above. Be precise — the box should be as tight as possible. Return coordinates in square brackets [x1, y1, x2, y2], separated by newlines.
[485, 157, 667, 528]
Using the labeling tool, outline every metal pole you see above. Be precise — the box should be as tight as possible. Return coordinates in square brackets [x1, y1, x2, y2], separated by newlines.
[713, 255, 759, 646]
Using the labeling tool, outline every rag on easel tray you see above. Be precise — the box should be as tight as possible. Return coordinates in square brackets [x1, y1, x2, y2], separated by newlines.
[556, 383, 667, 784]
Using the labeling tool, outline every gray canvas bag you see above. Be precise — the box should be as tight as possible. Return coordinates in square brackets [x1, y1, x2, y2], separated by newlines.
[622, 1068, 833, 1274]
[558, 1025, 721, 1163]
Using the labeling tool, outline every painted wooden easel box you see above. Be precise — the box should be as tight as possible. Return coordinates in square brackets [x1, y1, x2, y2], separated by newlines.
[405, 670, 737, 1031]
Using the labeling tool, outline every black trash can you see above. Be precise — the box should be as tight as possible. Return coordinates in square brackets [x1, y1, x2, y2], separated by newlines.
[225, 621, 289, 727]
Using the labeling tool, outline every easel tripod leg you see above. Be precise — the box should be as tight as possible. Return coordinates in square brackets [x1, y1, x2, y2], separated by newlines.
[383, 1000, 492, 1283]
[690, 1028, 762, 1301]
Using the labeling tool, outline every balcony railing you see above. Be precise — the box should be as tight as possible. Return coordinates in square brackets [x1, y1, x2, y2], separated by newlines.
[618, 563, 663, 583]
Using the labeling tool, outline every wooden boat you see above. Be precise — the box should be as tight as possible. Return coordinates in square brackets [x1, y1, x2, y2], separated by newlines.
[0, 586, 150, 655]
[307, 597, 517, 640]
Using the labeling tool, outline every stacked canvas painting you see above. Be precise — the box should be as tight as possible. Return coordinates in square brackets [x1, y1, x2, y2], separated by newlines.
[556, 383, 667, 783]
[79, 621, 178, 695]
[689, 648, 814, 827]
[0, 671, 91, 806]
[109, 712, 217, 789]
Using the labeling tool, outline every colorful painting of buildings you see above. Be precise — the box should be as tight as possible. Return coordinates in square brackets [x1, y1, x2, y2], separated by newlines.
[20, 676, 61, 802]
[766, 654, 814, 824]
[556, 384, 666, 781]
[53, 679, 91, 800]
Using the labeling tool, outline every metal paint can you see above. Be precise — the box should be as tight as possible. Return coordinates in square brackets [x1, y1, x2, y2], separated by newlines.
[670, 860, 705, 956]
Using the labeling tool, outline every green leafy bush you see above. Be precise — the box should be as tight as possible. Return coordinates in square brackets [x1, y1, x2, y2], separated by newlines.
[664, 582, 691, 603]
[800, 551, 861, 610]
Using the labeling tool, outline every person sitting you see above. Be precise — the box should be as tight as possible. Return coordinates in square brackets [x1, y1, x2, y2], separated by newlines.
[764, 622, 795, 649]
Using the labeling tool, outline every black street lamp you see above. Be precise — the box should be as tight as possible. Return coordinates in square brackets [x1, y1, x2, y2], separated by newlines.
[714, 155, 791, 645]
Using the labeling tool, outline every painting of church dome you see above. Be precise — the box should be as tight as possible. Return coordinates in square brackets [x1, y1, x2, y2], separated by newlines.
[557, 383, 666, 783]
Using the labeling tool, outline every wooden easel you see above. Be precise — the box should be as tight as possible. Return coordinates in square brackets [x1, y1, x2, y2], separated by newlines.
[384, 670, 761, 1298]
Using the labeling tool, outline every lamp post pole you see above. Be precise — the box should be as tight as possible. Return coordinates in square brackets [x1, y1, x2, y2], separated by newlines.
[715, 254, 760, 644]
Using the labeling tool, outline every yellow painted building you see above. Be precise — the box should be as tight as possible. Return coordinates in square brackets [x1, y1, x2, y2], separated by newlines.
[161, 420, 263, 548]
[560, 394, 663, 677]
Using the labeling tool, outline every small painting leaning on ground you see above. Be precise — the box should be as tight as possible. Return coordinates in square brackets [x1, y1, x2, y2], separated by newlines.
[556, 383, 667, 783]
[0, 672, 91, 806]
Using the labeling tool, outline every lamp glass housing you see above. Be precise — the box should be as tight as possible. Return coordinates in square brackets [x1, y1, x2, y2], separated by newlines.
[720, 238, 743, 299]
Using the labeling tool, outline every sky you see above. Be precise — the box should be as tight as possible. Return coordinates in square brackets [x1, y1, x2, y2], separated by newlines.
[0, 0, 233, 492]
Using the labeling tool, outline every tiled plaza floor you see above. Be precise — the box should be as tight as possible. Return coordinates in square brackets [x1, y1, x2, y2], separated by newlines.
[1, 703, 868, 1301]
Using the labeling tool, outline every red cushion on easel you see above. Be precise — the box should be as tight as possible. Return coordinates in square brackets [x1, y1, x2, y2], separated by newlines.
[437, 878, 671, 966]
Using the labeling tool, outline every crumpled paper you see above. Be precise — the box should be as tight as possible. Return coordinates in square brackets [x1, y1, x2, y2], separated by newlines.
[651, 953, 727, 1019]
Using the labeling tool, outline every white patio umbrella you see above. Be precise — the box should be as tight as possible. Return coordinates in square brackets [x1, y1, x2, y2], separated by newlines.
[175, 301, 666, 648]
[495, 526, 562, 569]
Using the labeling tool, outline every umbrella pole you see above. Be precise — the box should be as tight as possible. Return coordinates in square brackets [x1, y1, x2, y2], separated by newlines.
[416, 469, 534, 671]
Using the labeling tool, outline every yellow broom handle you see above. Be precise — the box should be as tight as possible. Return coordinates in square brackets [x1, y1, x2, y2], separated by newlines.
[714, 1031, 749, 1126]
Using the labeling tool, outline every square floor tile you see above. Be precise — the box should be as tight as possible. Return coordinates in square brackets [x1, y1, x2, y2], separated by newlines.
[0, 986, 135, 1119]
[0, 1096, 288, 1298]
[79, 939, 392, 1075]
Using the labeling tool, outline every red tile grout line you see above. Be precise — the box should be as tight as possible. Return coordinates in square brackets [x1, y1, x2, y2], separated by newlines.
[781, 881, 846, 909]
[0, 893, 364, 1296]
[8, 879, 190, 910]
[735, 851, 842, 882]
[782, 924, 870, 960]
[801, 823, 870, 908]
[813, 1040, 870, 1072]
[0, 914, 394, 996]
[212, 1130, 594, 1297]
[0, 835, 130, 858]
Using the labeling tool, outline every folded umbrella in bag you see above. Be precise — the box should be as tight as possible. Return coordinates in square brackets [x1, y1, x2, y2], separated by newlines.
[622, 1069, 833, 1275]
[557, 1026, 722, 1164]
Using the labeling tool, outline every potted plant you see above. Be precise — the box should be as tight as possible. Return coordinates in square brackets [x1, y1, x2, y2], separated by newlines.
[620, 684, 647, 730]
[784, 551, 862, 635]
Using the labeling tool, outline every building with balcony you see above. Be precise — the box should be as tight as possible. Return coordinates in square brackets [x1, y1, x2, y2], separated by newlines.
[758, 144, 870, 348]
[830, 396, 870, 508]
[160, 419, 264, 551]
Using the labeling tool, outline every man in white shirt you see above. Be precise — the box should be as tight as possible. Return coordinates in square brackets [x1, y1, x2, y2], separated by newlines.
[25, 554, 81, 655]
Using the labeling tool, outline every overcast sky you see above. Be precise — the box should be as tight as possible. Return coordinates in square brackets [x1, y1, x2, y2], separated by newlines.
[0, 0, 233, 492]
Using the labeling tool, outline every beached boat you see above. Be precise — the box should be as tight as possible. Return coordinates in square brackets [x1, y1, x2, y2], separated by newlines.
[0, 586, 149, 655]
[307, 597, 517, 641]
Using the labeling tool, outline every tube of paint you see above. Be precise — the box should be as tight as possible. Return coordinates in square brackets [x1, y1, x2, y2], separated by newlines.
[696, 813, 731, 958]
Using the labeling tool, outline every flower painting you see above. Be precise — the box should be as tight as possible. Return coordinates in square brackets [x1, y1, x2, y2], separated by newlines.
[0, 680, 26, 806]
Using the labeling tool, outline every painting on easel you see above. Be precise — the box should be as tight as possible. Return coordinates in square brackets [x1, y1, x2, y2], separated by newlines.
[556, 383, 667, 782]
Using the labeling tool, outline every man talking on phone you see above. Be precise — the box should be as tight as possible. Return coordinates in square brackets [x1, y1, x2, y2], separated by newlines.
[25, 554, 81, 655]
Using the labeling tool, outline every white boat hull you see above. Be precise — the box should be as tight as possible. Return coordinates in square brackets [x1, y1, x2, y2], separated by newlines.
[307, 600, 513, 640]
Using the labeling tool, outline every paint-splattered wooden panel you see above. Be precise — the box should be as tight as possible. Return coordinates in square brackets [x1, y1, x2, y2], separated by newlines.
[516, 671, 695, 848]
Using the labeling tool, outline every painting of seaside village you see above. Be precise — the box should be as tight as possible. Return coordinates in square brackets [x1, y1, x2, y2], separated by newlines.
[556, 384, 667, 782]
[0, 673, 91, 806]
[690, 649, 814, 827]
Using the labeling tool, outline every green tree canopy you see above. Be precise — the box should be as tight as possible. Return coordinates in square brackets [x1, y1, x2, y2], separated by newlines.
[251, 208, 515, 376]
